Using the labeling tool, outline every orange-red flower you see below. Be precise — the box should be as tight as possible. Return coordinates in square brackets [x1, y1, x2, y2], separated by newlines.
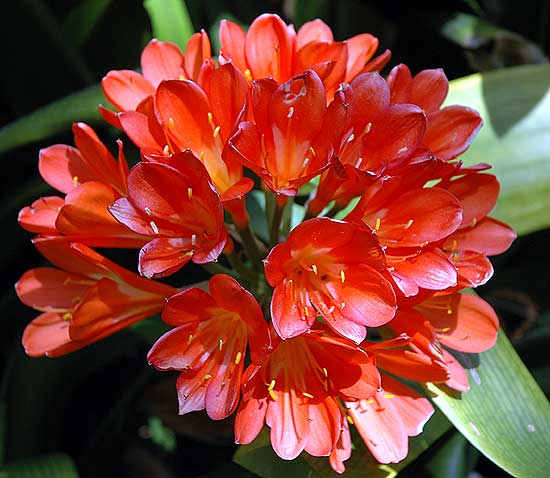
[235, 328, 380, 461]
[108, 151, 227, 278]
[228, 69, 334, 196]
[17, 237, 175, 357]
[387, 64, 483, 162]
[389, 292, 500, 391]
[18, 122, 149, 248]
[100, 34, 212, 125]
[306, 72, 427, 215]
[264, 217, 396, 342]
[218, 14, 390, 99]
[148, 274, 270, 420]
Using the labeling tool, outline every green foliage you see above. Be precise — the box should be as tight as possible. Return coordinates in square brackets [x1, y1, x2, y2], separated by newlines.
[143, 0, 194, 51]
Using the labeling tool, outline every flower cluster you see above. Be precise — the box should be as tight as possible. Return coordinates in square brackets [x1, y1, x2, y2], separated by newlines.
[16, 13, 516, 473]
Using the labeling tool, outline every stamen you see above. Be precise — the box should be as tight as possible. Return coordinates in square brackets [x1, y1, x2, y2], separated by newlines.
[302, 157, 310, 168]
[268, 379, 276, 391]
[234, 352, 242, 365]
[219, 339, 223, 351]
[149, 221, 159, 234]
[71, 295, 81, 303]
[269, 389, 278, 400]
[347, 133, 355, 143]
[354, 157, 363, 168]
[346, 415, 354, 425]
[404, 219, 414, 229]
[213, 125, 221, 138]
[199, 151, 205, 161]
[451, 239, 458, 251]
[447, 307, 453, 315]
[177, 74, 186, 80]
[374, 218, 381, 231]
[244, 69, 253, 82]
[309, 146, 316, 157]
[383, 394, 394, 399]
[144, 207, 152, 216]
[340, 270, 346, 284]
[304, 306, 310, 317]
[191, 234, 197, 246]
[187, 188, 193, 200]
[207, 112, 215, 129]
[163, 144, 170, 156]
[287, 106, 294, 119]
[202, 373, 212, 381]
[302, 392, 314, 399]
[187, 334, 193, 344]
[366, 398, 375, 404]
[322, 367, 328, 378]
[341, 302, 346, 309]
[168, 117, 175, 130]
[397, 146, 408, 155]
[363, 122, 372, 135]
[311, 264, 318, 275]
[62, 312, 72, 321]
[72, 176, 79, 187]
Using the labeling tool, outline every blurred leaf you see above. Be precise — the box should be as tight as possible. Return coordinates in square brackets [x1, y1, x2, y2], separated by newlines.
[147, 416, 177, 452]
[61, 0, 112, 48]
[246, 191, 269, 242]
[143, 0, 194, 51]
[234, 409, 451, 478]
[0, 453, 78, 478]
[284, 0, 330, 28]
[0, 84, 104, 156]
[446, 64, 550, 235]
[426, 329, 550, 478]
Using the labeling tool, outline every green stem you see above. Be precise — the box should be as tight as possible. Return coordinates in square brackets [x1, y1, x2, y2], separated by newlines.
[237, 222, 264, 272]
[226, 250, 257, 282]
[201, 262, 234, 277]
[269, 199, 286, 247]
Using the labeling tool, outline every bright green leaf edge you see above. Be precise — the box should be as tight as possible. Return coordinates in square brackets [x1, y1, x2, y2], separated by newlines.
[143, 0, 194, 51]
[425, 329, 550, 478]
[446, 63, 550, 236]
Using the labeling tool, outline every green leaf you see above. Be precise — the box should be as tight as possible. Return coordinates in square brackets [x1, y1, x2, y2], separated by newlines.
[147, 416, 177, 452]
[426, 329, 550, 478]
[0, 453, 78, 478]
[234, 409, 452, 478]
[446, 64, 550, 235]
[61, 0, 112, 48]
[143, 0, 194, 51]
[0, 84, 104, 156]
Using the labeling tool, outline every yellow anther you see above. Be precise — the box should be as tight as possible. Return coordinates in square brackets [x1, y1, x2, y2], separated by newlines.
[268, 379, 276, 391]
[397, 146, 409, 155]
[207, 111, 215, 128]
[244, 69, 253, 82]
[187, 334, 193, 345]
[199, 151, 205, 161]
[149, 221, 159, 234]
[452, 252, 459, 261]
[64, 277, 71, 285]
[213, 125, 221, 138]
[364, 122, 372, 135]
[366, 399, 375, 404]
[302, 392, 314, 399]
[219, 339, 223, 351]
[311, 264, 318, 275]
[346, 415, 354, 425]
[287, 106, 294, 119]
[269, 389, 278, 401]
[187, 188, 193, 200]
[347, 133, 355, 143]
[168, 117, 175, 130]
[354, 157, 363, 168]
[71, 295, 81, 303]
[340, 270, 346, 284]
[404, 219, 414, 229]
[341, 302, 346, 309]
[323, 380, 329, 392]
[72, 176, 79, 186]
[62, 312, 72, 321]
[177, 74, 186, 80]
[202, 373, 212, 381]
[374, 217, 381, 231]
[439, 327, 451, 332]
[383, 394, 394, 399]
[304, 306, 310, 317]
[447, 307, 453, 315]
[451, 239, 458, 251]
[309, 146, 316, 157]
[163, 144, 170, 156]
[234, 352, 242, 365]
[322, 367, 328, 378]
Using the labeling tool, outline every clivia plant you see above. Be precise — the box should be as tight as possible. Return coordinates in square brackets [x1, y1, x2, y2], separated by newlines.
[10, 6, 550, 478]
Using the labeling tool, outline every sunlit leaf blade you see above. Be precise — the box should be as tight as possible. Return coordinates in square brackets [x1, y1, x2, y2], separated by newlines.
[233, 410, 452, 477]
[0, 453, 78, 478]
[426, 329, 550, 478]
[0, 84, 104, 156]
[446, 64, 550, 235]
[143, 0, 194, 51]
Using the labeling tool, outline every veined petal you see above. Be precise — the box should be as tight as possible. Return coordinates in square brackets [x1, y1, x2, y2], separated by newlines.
[304, 397, 341, 456]
[296, 19, 333, 49]
[138, 237, 194, 278]
[38, 144, 86, 194]
[344, 33, 379, 82]
[102, 69, 154, 111]
[184, 30, 212, 81]
[218, 20, 247, 72]
[22, 312, 80, 358]
[424, 105, 483, 161]
[409, 68, 448, 115]
[18, 196, 63, 235]
[141, 39, 185, 87]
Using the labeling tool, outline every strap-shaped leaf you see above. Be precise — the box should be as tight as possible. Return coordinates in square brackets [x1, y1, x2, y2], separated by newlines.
[143, 0, 194, 51]
[446, 64, 550, 235]
[426, 329, 550, 478]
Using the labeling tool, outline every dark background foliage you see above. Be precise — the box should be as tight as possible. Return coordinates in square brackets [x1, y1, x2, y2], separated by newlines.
[1, 1, 549, 477]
